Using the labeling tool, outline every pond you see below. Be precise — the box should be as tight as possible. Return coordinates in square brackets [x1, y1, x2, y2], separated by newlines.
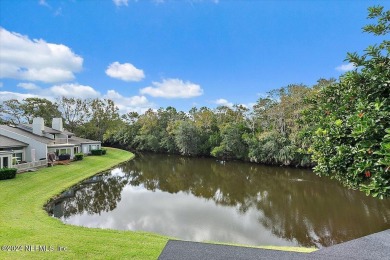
[46, 153, 390, 248]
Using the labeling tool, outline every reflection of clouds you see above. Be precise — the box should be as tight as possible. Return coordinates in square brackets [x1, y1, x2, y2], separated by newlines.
[63, 186, 296, 247]
[110, 168, 126, 178]
[53, 154, 390, 248]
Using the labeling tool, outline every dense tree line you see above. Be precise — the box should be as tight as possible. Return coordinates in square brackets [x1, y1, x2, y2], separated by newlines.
[0, 6, 388, 198]
[104, 84, 318, 169]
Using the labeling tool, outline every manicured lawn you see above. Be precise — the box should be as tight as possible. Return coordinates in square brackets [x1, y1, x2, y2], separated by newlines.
[0, 147, 314, 259]
[0, 148, 168, 260]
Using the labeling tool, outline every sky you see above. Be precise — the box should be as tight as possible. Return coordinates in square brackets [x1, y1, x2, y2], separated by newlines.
[0, 0, 388, 114]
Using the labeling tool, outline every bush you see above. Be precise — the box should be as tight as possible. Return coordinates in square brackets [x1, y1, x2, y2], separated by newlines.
[0, 168, 17, 180]
[102, 149, 107, 155]
[303, 6, 390, 198]
[91, 149, 103, 155]
[74, 153, 84, 161]
[58, 154, 71, 161]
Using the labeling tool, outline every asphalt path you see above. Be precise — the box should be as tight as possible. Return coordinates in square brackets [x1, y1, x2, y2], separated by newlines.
[158, 229, 390, 260]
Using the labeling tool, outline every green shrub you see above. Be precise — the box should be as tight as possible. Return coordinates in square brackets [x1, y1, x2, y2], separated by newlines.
[0, 168, 17, 180]
[91, 149, 103, 155]
[74, 153, 84, 161]
[303, 6, 390, 198]
[102, 149, 107, 155]
[58, 154, 71, 161]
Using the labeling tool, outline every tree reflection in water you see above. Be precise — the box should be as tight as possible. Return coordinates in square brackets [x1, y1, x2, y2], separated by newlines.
[47, 170, 129, 218]
[47, 153, 390, 248]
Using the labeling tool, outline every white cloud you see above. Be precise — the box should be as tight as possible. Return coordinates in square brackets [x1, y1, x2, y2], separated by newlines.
[0, 91, 38, 102]
[113, 0, 129, 6]
[48, 83, 101, 99]
[335, 63, 355, 72]
[54, 7, 63, 16]
[246, 102, 256, 109]
[214, 98, 233, 107]
[140, 78, 203, 98]
[17, 82, 40, 90]
[187, 0, 219, 4]
[39, 0, 49, 7]
[104, 90, 154, 114]
[1, 83, 99, 101]
[0, 84, 154, 114]
[106, 62, 145, 82]
[0, 27, 83, 83]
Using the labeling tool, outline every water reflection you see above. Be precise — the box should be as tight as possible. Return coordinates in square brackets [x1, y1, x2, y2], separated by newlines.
[46, 154, 390, 248]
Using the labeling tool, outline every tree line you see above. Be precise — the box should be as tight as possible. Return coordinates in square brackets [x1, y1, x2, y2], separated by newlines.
[0, 6, 388, 198]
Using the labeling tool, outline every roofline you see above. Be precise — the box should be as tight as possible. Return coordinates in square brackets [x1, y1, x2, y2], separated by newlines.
[0, 144, 28, 149]
[47, 144, 76, 148]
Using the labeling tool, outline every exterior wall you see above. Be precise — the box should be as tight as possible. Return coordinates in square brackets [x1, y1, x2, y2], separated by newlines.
[81, 143, 101, 154]
[48, 145, 76, 159]
[0, 128, 47, 162]
[82, 145, 89, 154]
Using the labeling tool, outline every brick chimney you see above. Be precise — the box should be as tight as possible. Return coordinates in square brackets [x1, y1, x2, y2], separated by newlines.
[32, 117, 44, 136]
[52, 118, 63, 132]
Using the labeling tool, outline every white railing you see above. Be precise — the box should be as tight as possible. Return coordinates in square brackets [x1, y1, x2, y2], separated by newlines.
[13, 160, 48, 172]
[51, 138, 68, 144]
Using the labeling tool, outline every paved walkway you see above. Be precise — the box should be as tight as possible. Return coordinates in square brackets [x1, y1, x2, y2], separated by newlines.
[158, 229, 390, 260]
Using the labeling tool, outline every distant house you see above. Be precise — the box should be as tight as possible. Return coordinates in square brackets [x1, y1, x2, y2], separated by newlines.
[0, 117, 101, 170]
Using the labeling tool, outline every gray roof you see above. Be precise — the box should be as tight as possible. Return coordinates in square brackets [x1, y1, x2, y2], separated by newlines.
[0, 125, 100, 146]
[22, 124, 74, 135]
[43, 126, 62, 134]
[68, 136, 101, 145]
[0, 125, 53, 144]
[0, 135, 28, 148]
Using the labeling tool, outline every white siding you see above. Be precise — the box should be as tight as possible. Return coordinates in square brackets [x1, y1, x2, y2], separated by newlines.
[81, 143, 101, 154]
[0, 128, 47, 162]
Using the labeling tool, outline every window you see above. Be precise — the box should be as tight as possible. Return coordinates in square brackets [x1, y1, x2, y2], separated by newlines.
[74, 147, 79, 154]
[48, 148, 72, 157]
[13, 152, 23, 162]
[2, 157, 9, 168]
[57, 148, 71, 155]
[89, 144, 99, 151]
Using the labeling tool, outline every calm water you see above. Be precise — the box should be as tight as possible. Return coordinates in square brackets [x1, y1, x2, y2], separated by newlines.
[46, 154, 390, 248]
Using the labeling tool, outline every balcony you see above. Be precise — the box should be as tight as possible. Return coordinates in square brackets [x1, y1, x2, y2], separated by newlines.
[51, 138, 68, 144]
[13, 160, 48, 173]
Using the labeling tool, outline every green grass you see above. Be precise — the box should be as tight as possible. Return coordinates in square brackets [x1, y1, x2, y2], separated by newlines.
[0, 148, 168, 260]
[0, 147, 315, 259]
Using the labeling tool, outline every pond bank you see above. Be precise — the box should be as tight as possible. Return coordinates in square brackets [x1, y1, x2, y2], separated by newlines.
[0, 148, 168, 259]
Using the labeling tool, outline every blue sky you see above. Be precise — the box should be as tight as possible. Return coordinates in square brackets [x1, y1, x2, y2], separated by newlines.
[0, 0, 388, 114]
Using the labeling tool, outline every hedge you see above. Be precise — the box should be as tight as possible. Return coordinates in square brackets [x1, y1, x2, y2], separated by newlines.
[91, 149, 106, 156]
[58, 154, 71, 161]
[74, 153, 84, 161]
[0, 168, 17, 180]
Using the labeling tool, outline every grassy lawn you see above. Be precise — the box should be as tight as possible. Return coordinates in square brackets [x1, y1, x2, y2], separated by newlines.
[0, 147, 315, 259]
[0, 148, 168, 260]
